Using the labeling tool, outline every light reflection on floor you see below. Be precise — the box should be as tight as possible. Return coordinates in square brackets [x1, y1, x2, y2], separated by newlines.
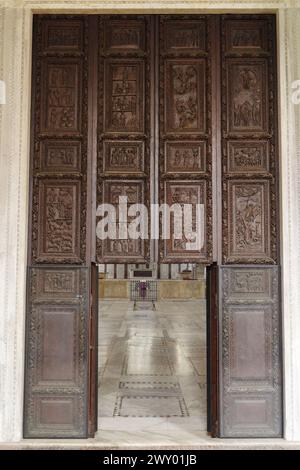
[96, 300, 207, 444]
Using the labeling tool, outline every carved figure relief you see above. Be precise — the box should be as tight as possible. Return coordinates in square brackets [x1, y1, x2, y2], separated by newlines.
[233, 30, 260, 47]
[232, 67, 262, 129]
[44, 63, 79, 132]
[105, 61, 144, 133]
[235, 185, 263, 250]
[228, 141, 268, 174]
[229, 181, 270, 261]
[103, 141, 144, 174]
[44, 185, 76, 253]
[166, 60, 205, 133]
[106, 239, 141, 255]
[233, 271, 265, 293]
[101, 181, 144, 257]
[107, 182, 140, 205]
[164, 182, 205, 255]
[43, 20, 83, 53]
[47, 29, 80, 49]
[225, 20, 268, 54]
[165, 142, 205, 173]
[34, 269, 80, 300]
[226, 268, 272, 301]
[227, 61, 267, 134]
[173, 65, 197, 129]
[234, 148, 262, 167]
[164, 21, 206, 52]
[171, 186, 199, 251]
[104, 20, 146, 53]
[44, 272, 75, 293]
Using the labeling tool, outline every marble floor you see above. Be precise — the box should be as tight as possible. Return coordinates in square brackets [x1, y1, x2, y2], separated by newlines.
[97, 299, 208, 445]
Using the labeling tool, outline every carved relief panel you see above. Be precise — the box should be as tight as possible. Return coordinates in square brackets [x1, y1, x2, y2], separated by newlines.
[35, 180, 81, 263]
[164, 141, 206, 175]
[102, 140, 145, 175]
[104, 60, 145, 134]
[227, 180, 271, 263]
[41, 60, 82, 135]
[42, 19, 84, 54]
[224, 19, 268, 55]
[226, 59, 268, 135]
[40, 140, 82, 173]
[165, 59, 206, 135]
[103, 19, 146, 55]
[161, 181, 208, 262]
[163, 19, 206, 54]
[227, 140, 269, 175]
[221, 16, 278, 264]
[159, 16, 212, 263]
[98, 180, 147, 262]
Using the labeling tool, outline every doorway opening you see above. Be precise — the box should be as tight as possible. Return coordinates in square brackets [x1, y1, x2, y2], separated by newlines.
[24, 13, 282, 440]
[97, 263, 208, 443]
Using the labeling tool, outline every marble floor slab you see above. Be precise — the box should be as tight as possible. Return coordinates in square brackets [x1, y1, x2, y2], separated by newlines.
[97, 299, 207, 443]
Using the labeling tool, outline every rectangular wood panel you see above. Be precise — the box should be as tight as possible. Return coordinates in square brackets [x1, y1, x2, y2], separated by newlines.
[40, 58, 82, 135]
[219, 265, 282, 437]
[226, 59, 268, 135]
[104, 59, 145, 134]
[163, 19, 206, 54]
[24, 266, 89, 438]
[42, 19, 84, 54]
[36, 179, 81, 263]
[98, 179, 147, 262]
[164, 59, 206, 135]
[103, 18, 146, 55]
[161, 180, 208, 262]
[227, 179, 271, 263]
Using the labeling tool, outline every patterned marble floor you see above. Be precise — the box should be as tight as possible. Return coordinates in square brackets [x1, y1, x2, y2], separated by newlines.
[97, 299, 207, 442]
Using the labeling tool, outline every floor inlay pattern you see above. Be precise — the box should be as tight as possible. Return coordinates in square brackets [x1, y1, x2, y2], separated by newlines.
[113, 396, 189, 418]
[98, 299, 207, 428]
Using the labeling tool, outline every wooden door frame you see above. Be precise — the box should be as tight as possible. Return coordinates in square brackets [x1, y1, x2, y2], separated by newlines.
[22, 8, 284, 440]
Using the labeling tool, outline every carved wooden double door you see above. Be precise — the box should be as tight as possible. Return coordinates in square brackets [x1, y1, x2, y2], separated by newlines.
[24, 15, 282, 438]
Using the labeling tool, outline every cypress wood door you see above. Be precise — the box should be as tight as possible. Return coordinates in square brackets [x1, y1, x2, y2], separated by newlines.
[24, 14, 282, 438]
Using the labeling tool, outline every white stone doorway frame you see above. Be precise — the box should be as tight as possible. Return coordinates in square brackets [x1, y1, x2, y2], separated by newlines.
[1, 0, 300, 443]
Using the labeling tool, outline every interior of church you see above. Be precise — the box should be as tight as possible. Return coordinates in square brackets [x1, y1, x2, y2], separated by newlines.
[96, 265, 207, 443]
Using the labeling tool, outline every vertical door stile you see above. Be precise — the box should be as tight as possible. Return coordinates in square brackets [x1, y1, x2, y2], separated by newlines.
[87, 16, 99, 437]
